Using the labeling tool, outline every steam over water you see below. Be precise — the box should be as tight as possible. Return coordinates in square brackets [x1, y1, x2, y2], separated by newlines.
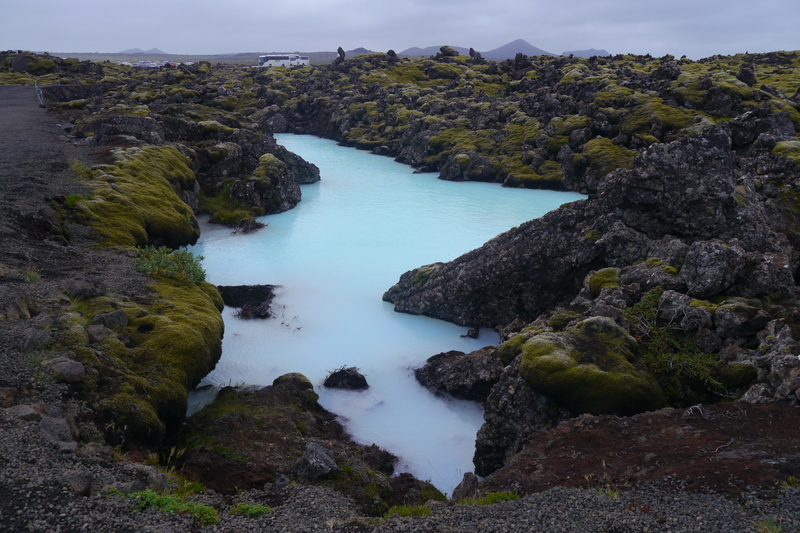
[189, 134, 585, 494]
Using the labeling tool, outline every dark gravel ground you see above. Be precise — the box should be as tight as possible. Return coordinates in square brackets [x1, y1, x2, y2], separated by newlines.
[1, 85, 798, 532]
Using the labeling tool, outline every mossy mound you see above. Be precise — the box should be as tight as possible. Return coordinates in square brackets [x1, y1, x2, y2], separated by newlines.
[180, 376, 443, 516]
[518, 317, 664, 415]
[588, 267, 621, 297]
[77, 146, 200, 247]
[60, 280, 224, 444]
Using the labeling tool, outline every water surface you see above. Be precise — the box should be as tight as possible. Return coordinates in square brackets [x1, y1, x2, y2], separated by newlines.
[189, 134, 585, 494]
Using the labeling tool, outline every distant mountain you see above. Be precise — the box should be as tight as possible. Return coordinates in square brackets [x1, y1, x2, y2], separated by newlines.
[119, 48, 167, 55]
[347, 47, 376, 56]
[399, 40, 555, 60]
[481, 39, 555, 60]
[398, 45, 471, 57]
[562, 48, 610, 58]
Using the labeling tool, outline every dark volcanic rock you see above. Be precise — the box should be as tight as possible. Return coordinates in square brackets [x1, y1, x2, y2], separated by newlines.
[473, 357, 568, 476]
[414, 346, 504, 401]
[323, 366, 369, 390]
[384, 119, 800, 328]
[293, 442, 341, 480]
[217, 284, 277, 319]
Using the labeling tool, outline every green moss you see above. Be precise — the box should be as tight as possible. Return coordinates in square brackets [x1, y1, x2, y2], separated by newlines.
[130, 489, 219, 525]
[198, 120, 237, 135]
[26, 56, 55, 75]
[585, 230, 603, 242]
[518, 317, 664, 415]
[501, 120, 541, 151]
[410, 265, 438, 285]
[661, 265, 678, 275]
[493, 332, 532, 365]
[582, 137, 637, 177]
[199, 187, 261, 228]
[593, 83, 635, 107]
[717, 362, 757, 389]
[643, 257, 663, 268]
[548, 115, 591, 136]
[588, 267, 621, 298]
[548, 311, 581, 331]
[773, 140, 800, 164]
[620, 95, 698, 138]
[229, 503, 273, 517]
[689, 299, 719, 314]
[78, 146, 200, 248]
[74, 280, 225, 443]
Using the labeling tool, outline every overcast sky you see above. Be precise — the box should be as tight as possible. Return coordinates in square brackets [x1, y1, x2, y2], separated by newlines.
[2, 0, 797, 59]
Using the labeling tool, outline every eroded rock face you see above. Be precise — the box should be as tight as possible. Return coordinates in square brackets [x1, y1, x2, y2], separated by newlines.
[473, 358, 566, 476]
[384, 118, 800, 328]
[229, 153, 302, 214]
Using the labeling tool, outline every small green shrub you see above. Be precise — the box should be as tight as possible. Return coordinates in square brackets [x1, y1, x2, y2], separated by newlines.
[623, 287, 723, 403]
[64, 193, 94, 209]
[229, 502, 273, 517]
[135, 246, 206, 284]
[130, 489, 219, 525]
[384, 504, 431, 518]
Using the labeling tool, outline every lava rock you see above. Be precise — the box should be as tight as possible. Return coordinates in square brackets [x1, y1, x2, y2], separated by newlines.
[323, 366, 369, 390]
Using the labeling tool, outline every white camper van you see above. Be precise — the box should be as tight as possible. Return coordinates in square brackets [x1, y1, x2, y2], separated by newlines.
[257, 54, 310, 68]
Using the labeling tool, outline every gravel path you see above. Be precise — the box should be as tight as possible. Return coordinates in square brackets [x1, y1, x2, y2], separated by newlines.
[1, 85, 798, 533]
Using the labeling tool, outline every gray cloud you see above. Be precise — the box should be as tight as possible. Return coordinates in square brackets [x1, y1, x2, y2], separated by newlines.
[1, 0, 797, 58]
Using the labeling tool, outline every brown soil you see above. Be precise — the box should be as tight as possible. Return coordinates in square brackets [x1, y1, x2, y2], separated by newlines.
[480, 400, 800, 496]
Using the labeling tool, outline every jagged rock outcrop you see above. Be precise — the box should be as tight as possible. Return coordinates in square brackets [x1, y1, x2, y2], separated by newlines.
[229, 153, 302, 214]
[384, 113, 800, 328]
[387, 110, 800, 476]
[414, 347, 504, 400]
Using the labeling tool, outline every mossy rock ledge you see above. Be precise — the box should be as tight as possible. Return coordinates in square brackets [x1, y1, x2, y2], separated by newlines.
[518, 316, 665, 415]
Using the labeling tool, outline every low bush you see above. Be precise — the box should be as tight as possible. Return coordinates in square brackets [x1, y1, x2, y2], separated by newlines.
[135, 246, 206, 284]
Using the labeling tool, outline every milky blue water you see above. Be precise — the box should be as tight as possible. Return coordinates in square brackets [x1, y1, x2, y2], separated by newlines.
[188, 134, 585, 495]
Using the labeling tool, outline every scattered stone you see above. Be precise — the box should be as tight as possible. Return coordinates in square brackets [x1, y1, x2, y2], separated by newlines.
[93, 309, 128, 329]
[292, 442, 340, 480]
[60, 469, 95, 496]
[39, 415, 77, 452]
[85, 324, 113, 343]
[52, 359, 86, 383]
[21, 327, 50, 352]
[61, 276, 107, 300]
[6, 404, 41, 421]
[267, 473, 290, 492]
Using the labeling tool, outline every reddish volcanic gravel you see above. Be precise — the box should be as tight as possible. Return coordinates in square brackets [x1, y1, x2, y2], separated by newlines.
[480, 401, 800, 496]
